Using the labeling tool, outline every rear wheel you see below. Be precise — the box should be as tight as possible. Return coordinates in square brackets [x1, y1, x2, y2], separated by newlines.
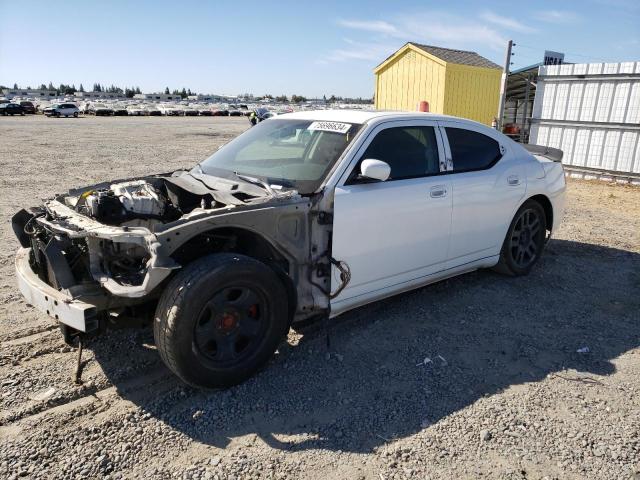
[73, 112, 78, 117]
[154, 253, 289, 388]
[494, 200, 547, 276]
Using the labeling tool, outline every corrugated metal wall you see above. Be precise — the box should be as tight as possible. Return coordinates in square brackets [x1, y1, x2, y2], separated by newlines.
[375, 49, 447, 113]
[443, 64, 501, 125]
[374, 46, 501, 125]
[529, 62, 640, 175]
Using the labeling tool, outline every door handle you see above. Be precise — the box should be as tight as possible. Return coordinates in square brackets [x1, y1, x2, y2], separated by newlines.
[430, 185, 447, 198]
[507, 175, 521, 186]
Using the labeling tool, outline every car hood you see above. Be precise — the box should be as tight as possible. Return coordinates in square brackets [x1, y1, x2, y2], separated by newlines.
[29, 170, 300, 233]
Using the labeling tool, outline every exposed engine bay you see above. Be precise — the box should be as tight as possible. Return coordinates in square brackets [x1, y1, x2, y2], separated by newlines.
[66, 172, 276, 230]
[12, 170, 327, 316]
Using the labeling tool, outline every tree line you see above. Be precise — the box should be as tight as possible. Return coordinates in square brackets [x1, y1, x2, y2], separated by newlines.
[238, 93, 372, 104]
[3, 82, 144, 98]
[4, 83, 373, 103]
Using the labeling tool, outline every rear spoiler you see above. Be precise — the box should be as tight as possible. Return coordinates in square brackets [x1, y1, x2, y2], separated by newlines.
[523, 144, 563, 163]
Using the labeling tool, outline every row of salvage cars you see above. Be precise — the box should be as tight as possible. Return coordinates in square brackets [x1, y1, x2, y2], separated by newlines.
[0, 98, 254, 117]
[12, 110, 566, 388]
[80, 103, 250, 117]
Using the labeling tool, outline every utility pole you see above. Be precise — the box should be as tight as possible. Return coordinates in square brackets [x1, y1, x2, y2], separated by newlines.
[496, 39, 514, 130]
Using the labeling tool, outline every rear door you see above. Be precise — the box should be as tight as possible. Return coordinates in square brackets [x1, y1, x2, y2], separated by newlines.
[439, 122, 526, 266]
[330, 120, 452, 311]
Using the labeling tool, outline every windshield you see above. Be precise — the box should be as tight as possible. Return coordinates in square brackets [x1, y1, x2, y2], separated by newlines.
[197, 119, 362, 194]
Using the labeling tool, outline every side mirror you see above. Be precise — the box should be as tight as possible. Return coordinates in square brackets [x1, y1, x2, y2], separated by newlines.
[360, 159, 391, 182]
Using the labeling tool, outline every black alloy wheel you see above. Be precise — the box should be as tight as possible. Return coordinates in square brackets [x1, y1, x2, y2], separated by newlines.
[193, 285, 269, 367]
[495, 199, 547, 276]
[509, 207, 543, 269]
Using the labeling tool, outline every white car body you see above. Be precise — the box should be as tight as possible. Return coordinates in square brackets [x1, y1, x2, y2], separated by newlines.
[126, 105, 146, 116]
[276, 110, 566, 317]
[44, 103, 80, 117]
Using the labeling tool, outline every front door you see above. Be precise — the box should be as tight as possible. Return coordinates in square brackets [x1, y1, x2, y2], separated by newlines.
[330, 120, 452, 313]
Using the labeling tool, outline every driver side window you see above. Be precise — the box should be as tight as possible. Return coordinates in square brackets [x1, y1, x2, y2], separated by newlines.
[348, 126, 440, 183]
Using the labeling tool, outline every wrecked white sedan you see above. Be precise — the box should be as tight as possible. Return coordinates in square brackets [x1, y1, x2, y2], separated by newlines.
[13, 110, 566, 387]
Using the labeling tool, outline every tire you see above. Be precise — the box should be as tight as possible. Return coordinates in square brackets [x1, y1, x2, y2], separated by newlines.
[494, 199, 547, 276]
[73, 112, 78, 118]
[154, 253, 289, 388]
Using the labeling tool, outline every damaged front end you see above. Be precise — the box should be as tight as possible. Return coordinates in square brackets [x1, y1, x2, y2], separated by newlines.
[13, 169, 312, 335]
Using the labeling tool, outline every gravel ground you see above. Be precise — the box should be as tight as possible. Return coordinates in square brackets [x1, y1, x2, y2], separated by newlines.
[1, 115, 639, 480]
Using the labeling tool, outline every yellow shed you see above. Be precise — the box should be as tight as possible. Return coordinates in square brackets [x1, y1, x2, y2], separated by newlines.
[374, 42, 502, 125]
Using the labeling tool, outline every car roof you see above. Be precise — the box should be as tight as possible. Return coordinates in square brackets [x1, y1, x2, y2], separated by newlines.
[279, 109, 476, 126]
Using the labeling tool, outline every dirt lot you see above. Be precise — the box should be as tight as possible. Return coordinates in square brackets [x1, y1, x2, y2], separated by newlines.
[1, 115, 639, 480]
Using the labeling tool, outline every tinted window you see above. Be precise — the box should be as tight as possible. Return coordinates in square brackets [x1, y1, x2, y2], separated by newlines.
[445, 128, 502, 172]
[352, 126, 440, 182]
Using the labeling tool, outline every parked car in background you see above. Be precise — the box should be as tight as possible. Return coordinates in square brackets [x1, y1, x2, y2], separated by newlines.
[89, 103, 114, 116]
[183, 106, 199, 116]
[126, 105, 146, 116]
[228, 107, 243, 117]
[212, 106, 229, 116]
[43, 103, 79, 117]
[198, 106, 213, 116]
[18, 101, 36, 114]
[0, 103, 25, 115]
[145, 105, 162, 116]
[113, 105, 129, 116]
[12, 110, 565, 388]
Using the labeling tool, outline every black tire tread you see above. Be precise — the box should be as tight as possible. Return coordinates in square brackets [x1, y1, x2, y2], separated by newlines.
[153, 253, 287, 387]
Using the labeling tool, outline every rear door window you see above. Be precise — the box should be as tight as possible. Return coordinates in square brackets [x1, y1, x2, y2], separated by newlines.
[445, 127, 502, 173]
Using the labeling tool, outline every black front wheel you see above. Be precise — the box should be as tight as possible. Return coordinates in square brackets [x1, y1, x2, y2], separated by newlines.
[494, 200, 547, 276]
[154, 253, 290, 388]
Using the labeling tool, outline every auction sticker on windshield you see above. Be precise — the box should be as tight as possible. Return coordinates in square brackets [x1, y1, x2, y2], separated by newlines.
[308, 121, 352, 134]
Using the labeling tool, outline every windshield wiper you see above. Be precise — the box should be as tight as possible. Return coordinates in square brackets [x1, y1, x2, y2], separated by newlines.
[232, 172, 277, 197]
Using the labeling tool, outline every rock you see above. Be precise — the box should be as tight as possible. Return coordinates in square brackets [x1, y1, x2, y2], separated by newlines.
[210, 457, 221, 466]
[29, 387, 56, 402]
[480, 430, 492, 442]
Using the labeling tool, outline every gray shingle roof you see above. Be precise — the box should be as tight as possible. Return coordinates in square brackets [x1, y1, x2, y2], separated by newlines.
[408, 43, 501, 69]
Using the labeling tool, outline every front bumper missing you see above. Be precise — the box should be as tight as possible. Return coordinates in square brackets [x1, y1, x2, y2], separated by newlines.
[15, 248, 99, 332]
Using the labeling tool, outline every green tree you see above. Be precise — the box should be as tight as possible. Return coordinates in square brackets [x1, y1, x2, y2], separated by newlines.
[39, 84, 47, 90]
[135, 86, 141, 94]
[47, 82, 55, 90]
[291, 94, 307, 103]
[79, 83, 85, 92]
[275, 95, 288, 102]
[180, 87, 187, 98]
[164, 87, 170, 94]
[13, 83, 18, 89]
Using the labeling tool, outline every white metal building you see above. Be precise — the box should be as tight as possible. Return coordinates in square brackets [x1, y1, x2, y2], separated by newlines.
[75, 91, 126, 99]
[1, 88, 58, 99]
[134, 93, 184, 101]
[529, 62, 640, 180]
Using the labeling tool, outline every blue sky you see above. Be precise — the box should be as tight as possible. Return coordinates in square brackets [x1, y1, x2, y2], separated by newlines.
[0, 0, 638, 98]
